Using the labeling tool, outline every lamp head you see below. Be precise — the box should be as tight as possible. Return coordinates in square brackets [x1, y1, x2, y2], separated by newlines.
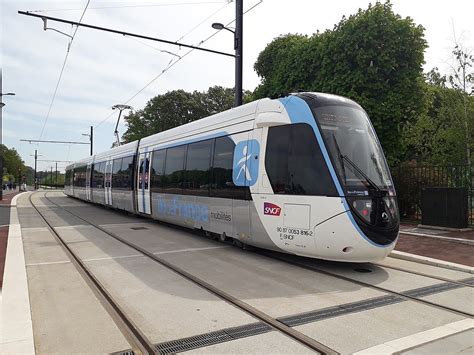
[112, 104, 133, 111]
[212, 22, 225, 30]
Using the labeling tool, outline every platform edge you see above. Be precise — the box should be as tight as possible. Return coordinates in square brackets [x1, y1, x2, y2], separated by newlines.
[0, 192, 35, 354]
[389, 250, 474, 274]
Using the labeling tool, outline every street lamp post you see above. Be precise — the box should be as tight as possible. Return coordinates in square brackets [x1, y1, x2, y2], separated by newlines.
[112, 104, 132, 147]
[82, 126, 93, 156]
[212, 0, 243, 107]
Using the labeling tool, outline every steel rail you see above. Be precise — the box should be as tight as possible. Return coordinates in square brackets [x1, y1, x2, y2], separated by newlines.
[259, 251, 474, 319]
[371, 262, 473, 288]
[43, 191, 338, 355]
[29, 192, 157, 355]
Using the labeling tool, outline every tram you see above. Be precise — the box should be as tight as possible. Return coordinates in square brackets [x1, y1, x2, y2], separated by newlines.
[65, 92, 399, 262]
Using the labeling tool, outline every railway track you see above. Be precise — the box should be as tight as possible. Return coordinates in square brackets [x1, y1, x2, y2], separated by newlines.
[28, 193, 157, 355]
[43, 191, 474, 322]
[32, 191, 338, 354]
[371, 262, 473, 288]
[32, 191, 473, 353]
[257, 251, 473, 319]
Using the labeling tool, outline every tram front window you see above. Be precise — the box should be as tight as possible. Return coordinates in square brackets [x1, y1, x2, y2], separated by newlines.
[314, 104, 399, 236]
[314, 105, 394, 196]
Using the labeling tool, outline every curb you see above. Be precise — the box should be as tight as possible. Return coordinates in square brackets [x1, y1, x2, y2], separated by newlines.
[399, 231, 474, 246]
[417, 224, 473, 232]
[0, 192, 35, 354]
[390, 250, 474, 274]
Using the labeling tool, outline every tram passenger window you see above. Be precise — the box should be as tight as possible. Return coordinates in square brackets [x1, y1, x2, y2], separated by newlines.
[112, 158, 123, 189]
[65, 169, 71, 187]
[121, 156, 134, 190]
[163, 145, 186, 194]
[74, 165, 87, 187]
[90, 165, 95, 188]
[184, 140, 213, 196]
[151, 150, 165, 193]
[266, 123, 337, 196]
[265, 127, 289, 194]
[96, 162, 105, 189]
[210, 136, 248, 199]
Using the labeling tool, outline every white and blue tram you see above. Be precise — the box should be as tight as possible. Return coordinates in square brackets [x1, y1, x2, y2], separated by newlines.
[65, 93, 399, 262]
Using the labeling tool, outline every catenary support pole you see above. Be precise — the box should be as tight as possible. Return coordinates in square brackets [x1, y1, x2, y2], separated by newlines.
[235, 0, 243, 106]
[90, 126, 93, 156]
[34, 150, 37, 190]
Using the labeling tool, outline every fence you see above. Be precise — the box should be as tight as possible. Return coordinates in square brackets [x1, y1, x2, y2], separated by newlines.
[391, 165, 473, 226]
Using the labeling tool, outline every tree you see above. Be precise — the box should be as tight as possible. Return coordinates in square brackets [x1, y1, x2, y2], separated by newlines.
[402, 39, 474, 167]
[1, 144, 27, 183]
[402, 79, 470, 165]
[122, 86, 251, 143]
[253, 1, 427, 164]
[446, 40, 473, 166]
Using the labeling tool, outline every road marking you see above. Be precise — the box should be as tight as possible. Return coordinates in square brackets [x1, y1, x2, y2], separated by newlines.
[54, 225, 95, 230]
[82, 254, 144, 262]
[153, 245, 232, 255]
[21, 227, 49, 232]
[353, 319, 474, 354]
[0, 224, 9, 228]
[26, 260, 71, 266]
[99, 222, 146, 228]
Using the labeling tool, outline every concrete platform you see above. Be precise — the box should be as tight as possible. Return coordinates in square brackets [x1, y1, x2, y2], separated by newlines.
[2, 191, 473, 354]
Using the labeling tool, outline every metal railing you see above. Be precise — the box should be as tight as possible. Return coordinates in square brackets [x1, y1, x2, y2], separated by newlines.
[391, 165, 472, 225]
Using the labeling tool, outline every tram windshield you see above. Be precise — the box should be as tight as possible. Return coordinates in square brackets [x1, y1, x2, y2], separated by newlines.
[313, 105, 394, 196]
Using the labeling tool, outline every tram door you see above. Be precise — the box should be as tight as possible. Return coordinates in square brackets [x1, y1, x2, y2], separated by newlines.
[85, 163, 92, 201]
[104, 158, 113, 206]
[136, 151, 151, 214]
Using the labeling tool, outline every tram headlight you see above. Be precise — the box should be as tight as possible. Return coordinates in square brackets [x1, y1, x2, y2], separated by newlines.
[351, 199, 373, 224]
[350, 196, 398, 226]
[383, 197, 398, 221]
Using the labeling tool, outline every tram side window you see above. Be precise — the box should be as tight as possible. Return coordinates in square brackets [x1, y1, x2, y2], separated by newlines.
[121, 156, 134, 190]
[65, 169, 71, 186]
[95, 162, 105, 189]
[210, 136, 247, 199]
[163, 145, 186, 194]
[90, 165, 96, 188]
[151, 150, 165, 193]
[184, 139, 213, 196]
[74, 165, 87, 187]
[112, 158, 123, 189]
[265, 123, 337, 196]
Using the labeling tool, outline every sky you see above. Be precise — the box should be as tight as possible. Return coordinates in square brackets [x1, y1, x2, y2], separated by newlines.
[1, 0, 472, 172]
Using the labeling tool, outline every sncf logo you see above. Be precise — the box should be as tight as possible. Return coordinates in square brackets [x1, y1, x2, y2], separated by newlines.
[264, 202, 281, 216]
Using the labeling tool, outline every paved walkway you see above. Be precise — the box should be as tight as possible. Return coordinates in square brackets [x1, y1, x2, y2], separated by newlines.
[396, 223, 474, 267]
[400, 223, 474, 241]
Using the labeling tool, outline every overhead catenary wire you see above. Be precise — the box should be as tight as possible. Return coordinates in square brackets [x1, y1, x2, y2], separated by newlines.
[38, 0, 91, 140]
[94, 0, 233, 129]
[29, 1, 228, 13]
[123, 0, 230, 60]
[94, 0, 262, 130]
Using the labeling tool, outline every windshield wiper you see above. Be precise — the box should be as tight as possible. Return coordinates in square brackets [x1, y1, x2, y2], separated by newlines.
[341, 154, 388, 196]
[332, 134, 347, 184]
[331, 134, 387, 196]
